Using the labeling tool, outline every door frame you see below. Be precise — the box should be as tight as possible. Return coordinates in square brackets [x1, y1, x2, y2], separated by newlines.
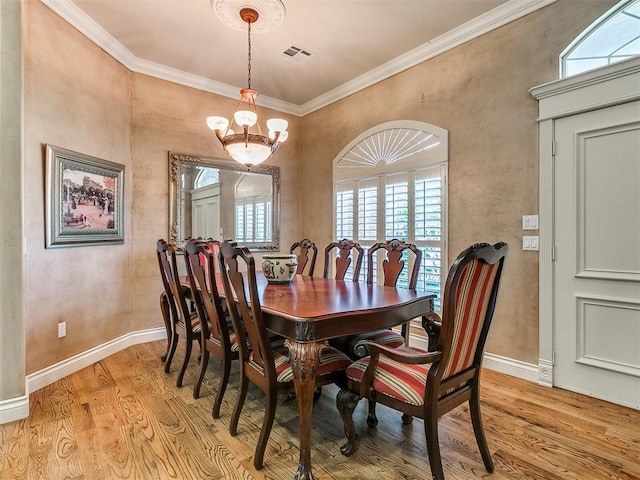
[530, 56, 640, 387]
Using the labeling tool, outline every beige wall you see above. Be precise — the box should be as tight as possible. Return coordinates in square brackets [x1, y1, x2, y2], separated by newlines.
[20, 0, 300, 375]
[298, 0, 617, 364]
[15, 0, 617, 382]
[129, 73, 301, 333]
[23, 0, 132, 373]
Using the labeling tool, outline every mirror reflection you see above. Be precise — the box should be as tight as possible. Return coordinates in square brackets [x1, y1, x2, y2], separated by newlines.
[169, 152, 280, 250]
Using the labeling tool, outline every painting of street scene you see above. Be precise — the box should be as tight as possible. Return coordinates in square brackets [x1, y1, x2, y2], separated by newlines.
[46, 145, 124, 248]
[61, 168, 116, 232]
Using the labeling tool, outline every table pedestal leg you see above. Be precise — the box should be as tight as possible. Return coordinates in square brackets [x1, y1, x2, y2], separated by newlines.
[285, 340, 324, 480]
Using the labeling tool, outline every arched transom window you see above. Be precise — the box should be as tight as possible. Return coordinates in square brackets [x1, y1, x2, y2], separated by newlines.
[561, 0, 640, 78]
[333, 120, 449, 309]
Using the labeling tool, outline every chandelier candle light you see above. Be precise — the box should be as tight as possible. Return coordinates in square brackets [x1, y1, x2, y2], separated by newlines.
[207, 7, 288, 168]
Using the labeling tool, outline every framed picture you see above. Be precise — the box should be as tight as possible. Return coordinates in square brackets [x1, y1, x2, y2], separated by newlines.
[45, 145, 125, 248]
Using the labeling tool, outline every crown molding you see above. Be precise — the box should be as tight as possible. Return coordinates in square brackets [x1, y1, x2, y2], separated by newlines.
[40, 0, 555, 118]
[300, 0, 557, 115]
[39, 0, 304, 116]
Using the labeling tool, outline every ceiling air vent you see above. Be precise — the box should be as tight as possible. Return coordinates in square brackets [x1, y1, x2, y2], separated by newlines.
[281, 44, 313, 63]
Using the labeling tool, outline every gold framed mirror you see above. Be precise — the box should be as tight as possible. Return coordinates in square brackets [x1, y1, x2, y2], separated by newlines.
[168, 152, 280, 250]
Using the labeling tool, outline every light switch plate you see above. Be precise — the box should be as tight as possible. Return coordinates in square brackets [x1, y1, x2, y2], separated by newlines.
[523, 236, 539, 251]
[522, 215, 539, 230]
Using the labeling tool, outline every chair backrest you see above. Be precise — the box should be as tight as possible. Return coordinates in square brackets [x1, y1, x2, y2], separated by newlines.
[157, 239, 177, 316]
[219, 240, 276, 379]
[157, 239, 191, 326]
[184, 239, 229, 347]
[436, 242, 509, 387]
[366, 239, 422, 289]
[290, 238, 318, 276]
[323, 239, 363, 281]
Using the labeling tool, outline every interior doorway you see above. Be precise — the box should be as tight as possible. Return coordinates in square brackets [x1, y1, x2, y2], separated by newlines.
[532, 57, 640, 410]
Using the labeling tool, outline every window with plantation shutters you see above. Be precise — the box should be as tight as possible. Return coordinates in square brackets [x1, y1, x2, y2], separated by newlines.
[235, 173, 272, 243]
[336, 187, 354, 240]
[333, 121, 449, 315]
[235, 198, 272, 242]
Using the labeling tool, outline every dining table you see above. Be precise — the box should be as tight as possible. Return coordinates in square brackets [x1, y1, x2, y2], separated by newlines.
[183, 272, 435, 480]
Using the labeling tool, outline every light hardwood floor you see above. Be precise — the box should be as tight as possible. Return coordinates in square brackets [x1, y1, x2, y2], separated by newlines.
[2, 340, 639, 479]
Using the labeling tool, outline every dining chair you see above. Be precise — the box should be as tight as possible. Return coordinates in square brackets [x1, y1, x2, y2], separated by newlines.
[322, 238, 364, 281]
[290, 238, 318, 276]
[156, 239, 202, 387]
[218, 240, 351, 470]
[336, 242, 509, 480]
[336, 239, 422, 359]
[184, 239, 240, 416]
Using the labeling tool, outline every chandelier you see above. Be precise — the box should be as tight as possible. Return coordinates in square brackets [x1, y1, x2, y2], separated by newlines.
[206, 7, 288, 168]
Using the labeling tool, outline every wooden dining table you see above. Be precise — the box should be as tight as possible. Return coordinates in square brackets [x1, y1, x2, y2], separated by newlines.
[184, 273, 435, 480]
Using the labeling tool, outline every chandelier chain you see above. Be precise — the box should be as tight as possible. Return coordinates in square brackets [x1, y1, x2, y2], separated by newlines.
[247, 20, 252, 90]
[206, 6, 288, 167]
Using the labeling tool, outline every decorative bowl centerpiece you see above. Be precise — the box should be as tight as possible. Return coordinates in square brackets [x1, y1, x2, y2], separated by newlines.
[262, 253, 297, 284]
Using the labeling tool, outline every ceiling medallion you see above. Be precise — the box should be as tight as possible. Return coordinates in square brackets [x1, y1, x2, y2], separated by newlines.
[210, 0, 286, 33]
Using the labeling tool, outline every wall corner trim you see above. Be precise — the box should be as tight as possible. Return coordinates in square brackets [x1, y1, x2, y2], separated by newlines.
[0, 394, 29, 425]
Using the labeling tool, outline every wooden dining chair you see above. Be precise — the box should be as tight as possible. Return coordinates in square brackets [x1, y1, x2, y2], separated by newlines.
[184, 239, 240, 416]
[323, 238, 364, 281]
[290, 238, 318, 276]
[336, 239, 422, 359]
[336, 242, 509, 480]
[218, 240, 351, 470]
[156, 239, 202, 387]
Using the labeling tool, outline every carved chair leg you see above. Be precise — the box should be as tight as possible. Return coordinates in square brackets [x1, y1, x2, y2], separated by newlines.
[366, 399, 378, 427]
[254, 389, 278, 470]
[424, 412, 444, 480]
[313, 386, 323, 402]
[212, 353, 232, 419]
[401, 321, 410, 347]
[470, 388, 494, 472]
[159, 293, 171, 362]
[164, 330, 178, 374]
[193, 348, 209, 399]
[336, 388, 361, 456]
[401, 413, 414, 425]
[229, 373, 248, 436]
[176, 335, 193, 388]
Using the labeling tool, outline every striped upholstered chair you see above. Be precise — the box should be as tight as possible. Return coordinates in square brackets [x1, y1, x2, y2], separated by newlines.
[219, 240, 351, 470]
[336, 242, 508, 480]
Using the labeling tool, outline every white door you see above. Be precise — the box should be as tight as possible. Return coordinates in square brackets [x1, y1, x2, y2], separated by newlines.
[192, 195, 221, 240]
[554, 100, 640, 409]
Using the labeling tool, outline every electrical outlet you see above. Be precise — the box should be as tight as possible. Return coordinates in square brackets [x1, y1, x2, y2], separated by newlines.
[58, 322, 66, 338]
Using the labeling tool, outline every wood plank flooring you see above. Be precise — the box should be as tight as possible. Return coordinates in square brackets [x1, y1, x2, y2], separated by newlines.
[1, 340, 639, 479]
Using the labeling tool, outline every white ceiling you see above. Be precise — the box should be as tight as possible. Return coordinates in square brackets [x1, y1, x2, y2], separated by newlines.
[43, 0, 554, 115]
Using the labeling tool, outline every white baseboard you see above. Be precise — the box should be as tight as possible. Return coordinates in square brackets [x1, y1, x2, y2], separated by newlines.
[1, 327, 166, 425]
[2, 328, 539, 425]
[409, 333, 540, 383]
[27, 327, 167, 394]
[482, 352, 540, 383]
